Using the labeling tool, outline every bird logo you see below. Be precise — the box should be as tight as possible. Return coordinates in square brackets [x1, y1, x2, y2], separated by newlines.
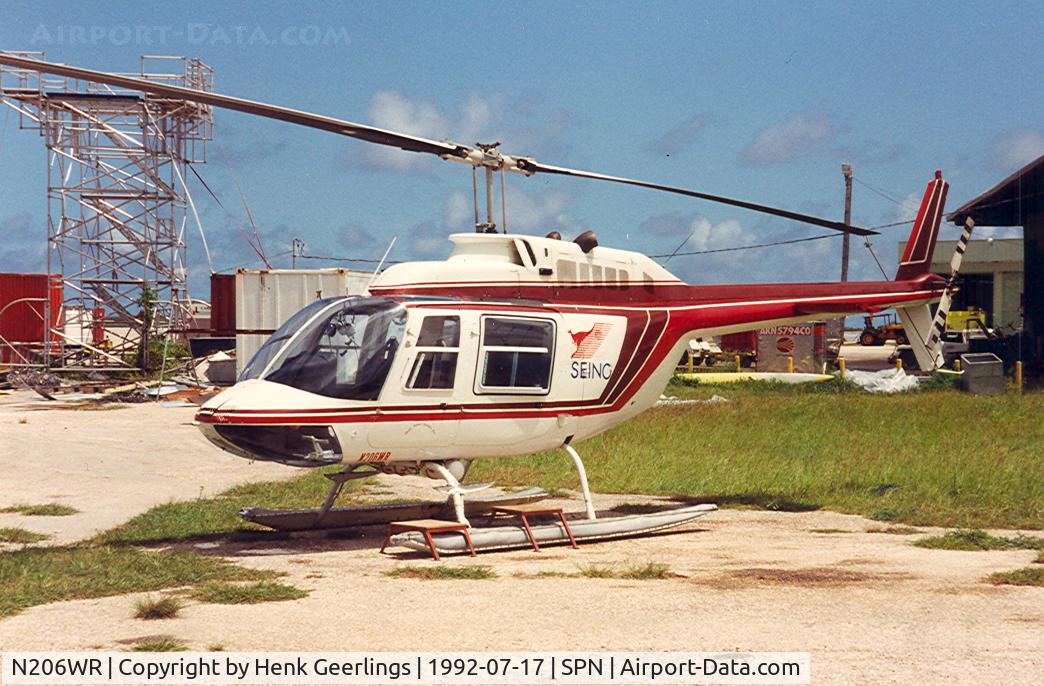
[569, 323, 611, 359]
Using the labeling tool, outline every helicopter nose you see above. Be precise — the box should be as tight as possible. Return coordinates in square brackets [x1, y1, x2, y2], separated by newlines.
[194, 380, 346, 467]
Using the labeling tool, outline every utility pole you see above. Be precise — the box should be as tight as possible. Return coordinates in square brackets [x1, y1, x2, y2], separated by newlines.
[291, 237, 305, 269]
[841, 163, 853, 281]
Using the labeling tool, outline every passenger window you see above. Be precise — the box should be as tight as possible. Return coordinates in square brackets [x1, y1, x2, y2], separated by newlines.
[592, 265, 603, 282]
[477, 317, 554, 394]
[406, 316, 460, 390]
[605, 266, 617, 283]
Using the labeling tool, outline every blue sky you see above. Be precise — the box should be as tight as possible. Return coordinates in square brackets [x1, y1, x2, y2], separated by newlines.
[1, 0, 1041, 296]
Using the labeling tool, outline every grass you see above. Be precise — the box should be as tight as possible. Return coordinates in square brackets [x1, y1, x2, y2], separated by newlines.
[619, 562, 673, 579]
[74, 403, 129, 411]
[866, 526, 923, 535]
[134, 595, 183, 620]
[0, 527, 49, 544]
[985, 567, 1044, 586]
[810, 528, 851, 534]
[913, 529, 1044, 551]
[575, 562, 674, 579]
[1035, 550, 1044, 564]
[130, 638, 188, 652]
[1, 503, 79, 516]
[96, 467, 358, 545]
[576, 564, 616, 579]
[0, 545, 275, 619]
[0, 468, 356, 619]
[469, 382, 1044, 529]
[191, 581, 308, 604]
[870, 508, 900, 522]
[384, 565, 496, 580]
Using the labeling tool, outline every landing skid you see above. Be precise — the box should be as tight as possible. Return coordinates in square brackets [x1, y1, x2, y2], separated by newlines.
[389, 503, 718, 554]
[240, 487, 549, 531]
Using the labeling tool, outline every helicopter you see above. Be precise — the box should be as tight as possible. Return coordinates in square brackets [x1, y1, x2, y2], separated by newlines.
[0, 54, 971, 546]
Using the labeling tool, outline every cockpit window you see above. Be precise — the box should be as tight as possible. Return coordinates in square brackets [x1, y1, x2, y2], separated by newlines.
[240, 297, 343, 382]
[247, 297, 407, 400]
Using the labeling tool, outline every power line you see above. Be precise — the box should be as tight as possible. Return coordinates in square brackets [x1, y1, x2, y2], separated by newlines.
[650, 233, 840, 259]
[298, 254, 403, 265]
[214, 249, 292, 274]
[853, 176, 906, 206]
[868, 218, 915, 230]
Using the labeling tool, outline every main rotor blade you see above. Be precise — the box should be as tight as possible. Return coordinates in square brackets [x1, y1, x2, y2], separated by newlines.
[0, 54, 876, 235]
[0, 53, 469, 159]
[517, 160, 877, 236]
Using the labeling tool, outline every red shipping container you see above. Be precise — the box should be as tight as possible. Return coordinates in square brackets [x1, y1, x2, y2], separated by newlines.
[210, 273, 236, 337]
[719, 330, 757, 353]
[0, 273, 63, 363]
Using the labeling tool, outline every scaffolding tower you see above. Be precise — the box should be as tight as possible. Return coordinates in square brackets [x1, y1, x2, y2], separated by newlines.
[0, 52, 213, 369]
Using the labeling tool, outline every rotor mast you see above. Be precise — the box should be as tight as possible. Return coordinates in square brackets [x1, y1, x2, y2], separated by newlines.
[458, 141, 523, 234]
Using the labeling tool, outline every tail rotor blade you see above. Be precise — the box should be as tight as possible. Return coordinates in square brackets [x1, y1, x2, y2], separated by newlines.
[926, 217, 975, 358]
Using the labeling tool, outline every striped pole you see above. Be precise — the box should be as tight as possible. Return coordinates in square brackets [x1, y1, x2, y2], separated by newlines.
[926, 217, 975, 362]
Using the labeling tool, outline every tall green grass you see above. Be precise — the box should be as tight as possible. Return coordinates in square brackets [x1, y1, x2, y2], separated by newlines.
[97, 467, 357, 545]
[471, 383, 1043, 529]
[0, 546, 274, 618]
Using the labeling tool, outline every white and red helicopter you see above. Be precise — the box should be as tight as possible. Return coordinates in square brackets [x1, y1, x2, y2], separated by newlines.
[1, 55, 971, 550]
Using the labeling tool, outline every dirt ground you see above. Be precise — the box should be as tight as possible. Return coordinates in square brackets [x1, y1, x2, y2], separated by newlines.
[1, 394, 1041, 685]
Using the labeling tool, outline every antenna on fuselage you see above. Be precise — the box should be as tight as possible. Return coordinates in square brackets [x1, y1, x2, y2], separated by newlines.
[366, 236, 398, 292]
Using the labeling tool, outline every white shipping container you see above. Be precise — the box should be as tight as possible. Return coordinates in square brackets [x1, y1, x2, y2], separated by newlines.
[235, 268, 372, 373]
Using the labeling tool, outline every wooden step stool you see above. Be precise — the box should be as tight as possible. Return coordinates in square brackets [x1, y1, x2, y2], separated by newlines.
[380, 519, 476, 561]
[493, 504, 578, 552]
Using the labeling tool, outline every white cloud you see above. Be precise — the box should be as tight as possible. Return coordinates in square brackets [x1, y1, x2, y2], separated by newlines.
[0, 213, 46, 272]
[740, 111, 836, 165]
[355, 91, 507, 171]
[443, 186, 579, 235]
[341, 90, 573, 174]
[646, 115, 707, 156]
[894, 192, 922, 224]
[639, 210, 855, 284]
[683, 217, 750, 252]
[443, 192, 472, 228]
[991, 128, 1044, 172]
[409, 221, 451, 259]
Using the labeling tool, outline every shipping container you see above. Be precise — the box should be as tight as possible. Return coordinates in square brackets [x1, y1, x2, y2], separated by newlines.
[719, 330, 758, 367]
[0, 273, 62, 364]
[209, 273, 236, 337]
[756, 322, 834, 373]
[235, 268, 372, 373]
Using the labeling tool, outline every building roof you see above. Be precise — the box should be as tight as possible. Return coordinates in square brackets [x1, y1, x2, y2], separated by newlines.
[947, 154, 1044, 226]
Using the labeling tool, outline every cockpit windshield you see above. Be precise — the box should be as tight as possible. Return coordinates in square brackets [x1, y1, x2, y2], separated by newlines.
[240, 297, 407, 400]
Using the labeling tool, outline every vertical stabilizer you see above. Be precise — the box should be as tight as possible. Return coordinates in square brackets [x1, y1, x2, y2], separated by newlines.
[896, 171, 949, 280]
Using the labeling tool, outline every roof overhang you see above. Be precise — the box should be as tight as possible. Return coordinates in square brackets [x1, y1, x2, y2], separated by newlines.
[947, 154, 1044, 227]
